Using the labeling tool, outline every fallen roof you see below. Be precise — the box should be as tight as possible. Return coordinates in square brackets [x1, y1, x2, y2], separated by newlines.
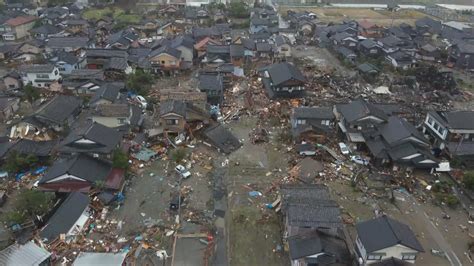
[0, 241, 51, 266]
[356, 215, 424, 253]
[379, 116, 426, 146]
[73, 252, 127, 266]
[40, 192, 89, 243]
[203, 124, 241, 154]
[9, 139, 57, 157]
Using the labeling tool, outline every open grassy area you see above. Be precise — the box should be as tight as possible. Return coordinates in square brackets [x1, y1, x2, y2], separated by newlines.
[82, 7, 141, 24]
[279, 7, 431, 26]
[229, 206, 287, 266]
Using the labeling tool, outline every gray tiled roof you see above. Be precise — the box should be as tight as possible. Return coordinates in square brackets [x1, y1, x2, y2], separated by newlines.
[39, 154, 111, 184]
[356, 215, 424, 252]
[40, 192, 89, 243]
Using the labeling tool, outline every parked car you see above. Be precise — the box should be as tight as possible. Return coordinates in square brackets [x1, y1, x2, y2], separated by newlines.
[134, 95, 148, 109]
[351, 155, 369, 165]
[175, 164, 191, 179]
[338, 142, 350, 155]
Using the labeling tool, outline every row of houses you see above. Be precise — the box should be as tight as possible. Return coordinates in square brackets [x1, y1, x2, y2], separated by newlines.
[309, 15, 474, 70]
[281, 184, 424, 265]
[289, 97, 474, 168]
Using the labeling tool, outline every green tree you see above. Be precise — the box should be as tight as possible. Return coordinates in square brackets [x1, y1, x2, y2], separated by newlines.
[229, 2, 249, 19]
[23, 84, 40, 103]
[47, 0, 69, 7]
[463, 171, 474, 190]
[3, 151, 38, 174]
[170, 148, 186, 163]
[112, 149, 129, 169]
[126, 69, 154, 96]
[5, 190, 55, 224]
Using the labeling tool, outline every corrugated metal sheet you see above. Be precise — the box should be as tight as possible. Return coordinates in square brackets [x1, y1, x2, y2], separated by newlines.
[73, 252, 127, 266]
[0, 241, 50, 266]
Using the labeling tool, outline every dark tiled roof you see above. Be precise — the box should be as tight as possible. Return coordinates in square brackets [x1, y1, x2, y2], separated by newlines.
[149, 45, 181, 59]
[60, 122, 122, 154]
[229, 44, 244, 57]
[264, 62, 306, 86]
[203, 124, 241, 154]
[198, 73, 223, 92]
[356, 215, 424, 253]
[47, 37, 89, 48]
[53, 51, 79, 65]
[379, 116, 427, 146]
[10, 139, 57, 157]
[337, 98, 387, 123]
[105, 57, 128, 71]
[430, 110, 474, 130]
[359, 39, 378, 49]
[160, 100, 186, 116]
[86, 49, 128, 58]
[39, 154, 111, 184]
[34, 95, 82, 125]
[90, 83, 121, 104]
[30, 24, 62, 35]
[40, 192, 89, 243]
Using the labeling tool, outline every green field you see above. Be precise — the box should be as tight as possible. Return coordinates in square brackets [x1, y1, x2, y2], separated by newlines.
[82, 7, 141, 24]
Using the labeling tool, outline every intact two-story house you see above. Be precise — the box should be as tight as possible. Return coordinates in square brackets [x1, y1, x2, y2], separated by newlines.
[259, 62, 306, 99]
[1, 15, 37, 41]
[19, 64, 61, 88]
[356, 215, 424, 265]
[423, 111, 474, 161]
[290, 107, 335, 141]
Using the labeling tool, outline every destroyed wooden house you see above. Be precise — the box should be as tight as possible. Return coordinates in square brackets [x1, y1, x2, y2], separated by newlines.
[159, 100, 209, 135]
[259, 62, 306, 99]
[355, 215, 424, 265]
[40, 192, 90, 244]
[422, 111, 474, 164]
[37, 154, 124, 192]
[11, 95, 82, 139]
[59, 122, 123, 160]
[290, 107, 335, 142]
[202, 124, 241, 154]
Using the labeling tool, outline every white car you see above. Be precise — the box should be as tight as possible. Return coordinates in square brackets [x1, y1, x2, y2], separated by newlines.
[338, 142, 350, 155]
[175, 165, 191, 179]
[135, 95, 147, 109]
[351, 155, 369, 165]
